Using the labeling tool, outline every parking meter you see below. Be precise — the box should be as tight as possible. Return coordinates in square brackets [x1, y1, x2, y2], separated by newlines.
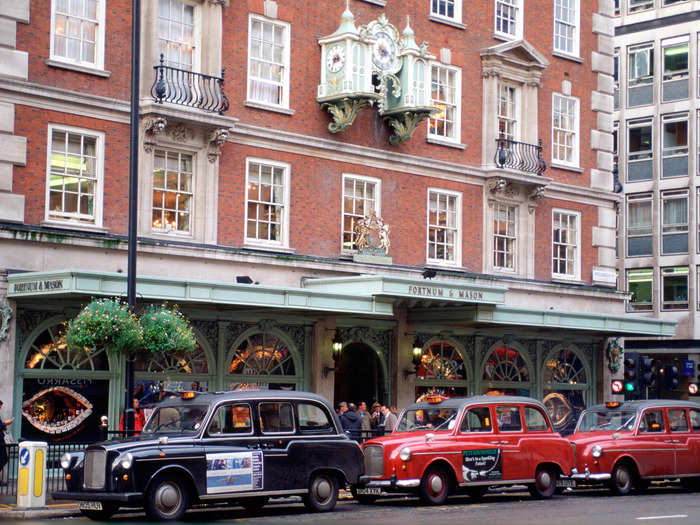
[16, 441, 48, 508]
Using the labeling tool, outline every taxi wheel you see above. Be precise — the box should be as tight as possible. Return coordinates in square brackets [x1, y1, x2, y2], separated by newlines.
[610, 464, 633, 496]
[303, 472, 338, 512]
[240, 496, 269, 512]
[80, 502, 119, 521]
[528, 467, 557, 499]
[419, 466, 449, 505]
[145, 476, 190, 521]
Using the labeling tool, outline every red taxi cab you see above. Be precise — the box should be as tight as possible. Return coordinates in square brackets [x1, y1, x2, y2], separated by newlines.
[569, 400, 700, 495]
[352, 395, 575, 505]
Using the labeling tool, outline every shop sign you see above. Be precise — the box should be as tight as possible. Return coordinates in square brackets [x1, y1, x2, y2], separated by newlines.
[407, 285, 484, 301]
[11, 279, 65, 294]
[683, 360, 695, 377]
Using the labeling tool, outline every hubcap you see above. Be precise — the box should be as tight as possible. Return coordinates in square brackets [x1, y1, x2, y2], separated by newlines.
[537, 471, 551, 491]
[155, 482, 181, 515]
[314, 477, 332, 502]
[429, 474, 444, 494]
[616, 469, 630, 490]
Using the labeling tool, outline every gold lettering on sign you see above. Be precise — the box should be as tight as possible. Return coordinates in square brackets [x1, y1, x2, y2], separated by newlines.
[12, 280, 64, 293]
[407, 286, 483, 301]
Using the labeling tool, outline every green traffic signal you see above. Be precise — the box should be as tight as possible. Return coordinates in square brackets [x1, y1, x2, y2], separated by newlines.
[625, 382, 635, 392]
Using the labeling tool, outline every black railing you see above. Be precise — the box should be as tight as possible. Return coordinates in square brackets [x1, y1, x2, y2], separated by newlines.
[0, 442, 92, 498]
[345, 427, 390, 443]
[151, 54, 229, 114]
[494, 138, 547, 175]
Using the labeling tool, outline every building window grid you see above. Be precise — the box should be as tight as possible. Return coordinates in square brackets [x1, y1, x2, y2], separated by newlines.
[626, 193, 653, 257]
[493, 203, 516, 271]
[663, 39, 689, 83]
[661, 189, 689, 255]
[342, 176, 378, 252]
[245, 161, 286, 244]
[498, 83, 518, 141]
[427, 190, 460, 264]
[627, 118, 653, 181]
[152, 150, 193, 234]
[248, 17, 288, 107]
[158, 0, 195, 70]
[431, 0, 459, 20]
[662, 113, 689, 160]
[628, 43, 654, 88]
[554, 0, 578, 56]
[495, 0, 520, 38]
[552, 93, 578, 166]
[429, 64, 459, 141]
[552, 211, 579, 278]
[627, 269, 653, 312]
[662, 266, 689, 310]
[628, 0, 654, 14]
[47, 128, 99, 224]
[52, 0, 101, 66]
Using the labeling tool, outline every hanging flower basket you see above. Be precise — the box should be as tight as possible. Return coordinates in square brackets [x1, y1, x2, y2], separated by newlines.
[140, 304, 197, 356]
[65, 298, 142, 353]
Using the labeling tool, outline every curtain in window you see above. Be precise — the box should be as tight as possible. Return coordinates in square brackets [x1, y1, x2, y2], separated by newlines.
[628, 201, 651, 234]
[663, 198, 687, 227]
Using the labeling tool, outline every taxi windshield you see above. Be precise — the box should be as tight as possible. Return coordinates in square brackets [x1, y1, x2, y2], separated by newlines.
[142, 404, 210, 435]
[577, 409, 638, 432]
[395, 407, 459, 432]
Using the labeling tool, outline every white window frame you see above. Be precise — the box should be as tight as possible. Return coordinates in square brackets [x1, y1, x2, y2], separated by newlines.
[626, 192, 653, 257]
[493, 202, 517, 272]
[426, 188, 462, 267]
[662, 112, 689, 161]
[494, 0, 523, 40]
[49, 0, 106, 70]
[661, 188, 688, 254]
[553, 0, 580, 58]
[157, 0, 201, 72]
[341, 174, 381, 254]
[244, 158, 290, 248]
[661, 266, 689, 311]
[628, 42, 654, 88]
[44, 124, 104, 228]
[151, 148, 195, 236]
[430, 0, 463, 24]
[551, 92, 580, 168]
[497, 82, 519, 141]
[628, 0, 654, 14]
[428, 62, 462, 144]
[551, 209, 580, 281]
[247, 14, 291, 110]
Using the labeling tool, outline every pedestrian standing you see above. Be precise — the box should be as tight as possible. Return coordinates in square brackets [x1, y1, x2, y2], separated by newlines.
[339, 402, 362, 439]
[370, 402, 384, 429]
[381, 405, 398, 434]
[119, 397, 146, 436]
[0, 400, 13, 486]
[358, 401, 372, 435]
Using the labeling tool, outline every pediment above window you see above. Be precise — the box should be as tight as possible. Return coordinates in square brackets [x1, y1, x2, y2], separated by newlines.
[480, 39, 549, 86]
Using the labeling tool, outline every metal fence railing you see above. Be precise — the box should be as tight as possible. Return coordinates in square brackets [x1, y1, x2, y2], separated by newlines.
[1, 442, 91, 498]
[346, 428, 389, 443]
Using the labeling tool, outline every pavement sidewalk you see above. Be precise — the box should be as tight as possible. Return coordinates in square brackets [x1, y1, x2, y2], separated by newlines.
[0, 502, 81, 520]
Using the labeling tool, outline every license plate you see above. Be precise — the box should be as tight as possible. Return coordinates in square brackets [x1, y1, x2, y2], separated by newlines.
[78, 501, 103, 511]
[355, 487, 381, 496]
[556, 479, 576, 488]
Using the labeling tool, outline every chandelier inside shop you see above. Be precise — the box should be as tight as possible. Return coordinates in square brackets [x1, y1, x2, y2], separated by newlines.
[317, 6, 438, 145]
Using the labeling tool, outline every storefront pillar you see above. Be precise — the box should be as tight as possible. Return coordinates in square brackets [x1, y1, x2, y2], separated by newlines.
[312, 319, 335, 404]
[602, 337, 624, 403]
[0, 270, 16, 438]
[395, 307, 414, 410]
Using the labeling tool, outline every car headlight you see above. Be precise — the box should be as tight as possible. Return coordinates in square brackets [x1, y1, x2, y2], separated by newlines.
[112, 452, 133, 470]
[591, 444, 602, 458]
[399, 447, 411, 462]
[60, 453, 72, 470]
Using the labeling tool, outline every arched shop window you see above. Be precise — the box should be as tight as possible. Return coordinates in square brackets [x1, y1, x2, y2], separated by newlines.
[481, 344, 533, 396]
[542, 345, 590, 436]
[134, 342, 214, 413]
[226, 331, 302, 391]
[415, 340, 471, 400]
[20, 321, 114, 443]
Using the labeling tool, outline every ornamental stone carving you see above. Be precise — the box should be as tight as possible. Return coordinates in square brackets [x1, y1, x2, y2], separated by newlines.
[207, 128, 230, 163]
[169, 123, 195, 143]
[143, 116, 167, 153]
[354, 211, 390, 256]
[0, 303, 12, 342]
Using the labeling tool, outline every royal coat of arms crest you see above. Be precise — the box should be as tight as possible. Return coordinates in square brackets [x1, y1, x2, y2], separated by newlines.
[606, 338, 624, 374]
[354, 211, 390, 256]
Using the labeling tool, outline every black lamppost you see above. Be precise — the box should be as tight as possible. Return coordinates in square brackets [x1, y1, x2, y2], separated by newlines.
[124, 0, 141, 435]
[404, 336, 424, 378]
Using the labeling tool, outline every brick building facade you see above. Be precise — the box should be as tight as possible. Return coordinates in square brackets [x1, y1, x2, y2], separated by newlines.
[0, 0, 672, 442]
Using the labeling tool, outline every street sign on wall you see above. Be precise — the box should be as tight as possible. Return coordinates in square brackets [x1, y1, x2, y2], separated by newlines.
[683, 360, 695, 377]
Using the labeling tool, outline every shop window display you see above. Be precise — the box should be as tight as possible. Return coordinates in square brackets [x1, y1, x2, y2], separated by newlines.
[414, 341, 470, 401]
[542, 347, 588, 436]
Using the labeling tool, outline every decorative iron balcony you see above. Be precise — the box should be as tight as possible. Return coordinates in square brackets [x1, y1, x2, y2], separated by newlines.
[151, 55, 229, 114]
[494, 138, 547, 176]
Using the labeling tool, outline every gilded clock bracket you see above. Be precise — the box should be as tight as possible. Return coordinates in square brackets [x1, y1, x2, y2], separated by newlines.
[382, 106, 437, 145]
[320, 94, 380, 134]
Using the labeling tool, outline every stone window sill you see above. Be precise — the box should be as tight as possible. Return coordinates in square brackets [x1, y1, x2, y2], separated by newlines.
[428, 15, 466, 30]
[46, 59, 111, 78]
[41, 220, 109, 234]
[550, 162, 584, 173]
[245, 100, 295, 115]
[552, 51, 583, 63]
[358, 0, 386, 5]
[427, 136, 466, 149]
[243, 242, 296, 254]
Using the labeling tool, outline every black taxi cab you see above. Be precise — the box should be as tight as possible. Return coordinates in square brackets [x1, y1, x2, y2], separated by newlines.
[53, 391, 363, 520]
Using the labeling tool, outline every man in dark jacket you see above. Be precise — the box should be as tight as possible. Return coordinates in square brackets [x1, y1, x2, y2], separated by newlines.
[339, 401, 362, 439]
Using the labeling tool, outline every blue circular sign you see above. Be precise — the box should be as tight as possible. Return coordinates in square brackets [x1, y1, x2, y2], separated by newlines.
[19, 448, 30, 466]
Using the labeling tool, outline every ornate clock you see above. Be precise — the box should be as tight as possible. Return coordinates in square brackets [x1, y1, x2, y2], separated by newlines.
[371, 30, 400, 74]
[326, 45, 346, 73]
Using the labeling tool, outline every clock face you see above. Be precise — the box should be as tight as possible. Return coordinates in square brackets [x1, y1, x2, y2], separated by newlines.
[372, 31, 398, 71]
[326, 45, 346, 73]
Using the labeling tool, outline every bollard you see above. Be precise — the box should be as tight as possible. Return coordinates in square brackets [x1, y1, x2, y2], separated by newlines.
[16, 441, 48, 509]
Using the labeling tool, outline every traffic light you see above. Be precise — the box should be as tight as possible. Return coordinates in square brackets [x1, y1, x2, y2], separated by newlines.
[639, 355, 656, 388]
[664, 364, 679, 392]
[623, 352, 639, 393]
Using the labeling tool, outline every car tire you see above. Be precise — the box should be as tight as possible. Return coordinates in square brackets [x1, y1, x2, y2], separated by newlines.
[303, 472, 338, 512]
[465, 486, 488, 499]
[681, 477, 700, 491]
[145, 475, 190, 521]
[79, 502, 119, 521]
[239, 496, 269, 512]
[528, 466, 557, 499]
[351, 486, 377, 505]
[419, 466, 449, 505]
[609, 463, 633, 496]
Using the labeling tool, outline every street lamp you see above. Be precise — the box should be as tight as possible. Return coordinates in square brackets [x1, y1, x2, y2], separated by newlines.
[404, 336, 424, 378]
[323, 329, 344, 377]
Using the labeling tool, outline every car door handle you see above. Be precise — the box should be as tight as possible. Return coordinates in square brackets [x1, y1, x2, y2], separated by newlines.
[490, 440, 508, 444]
[664, 439, 680, 443]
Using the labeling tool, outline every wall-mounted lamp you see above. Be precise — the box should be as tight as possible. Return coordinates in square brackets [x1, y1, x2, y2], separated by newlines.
[404, 335, 424, 378]
[323, 329, 344, 377]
